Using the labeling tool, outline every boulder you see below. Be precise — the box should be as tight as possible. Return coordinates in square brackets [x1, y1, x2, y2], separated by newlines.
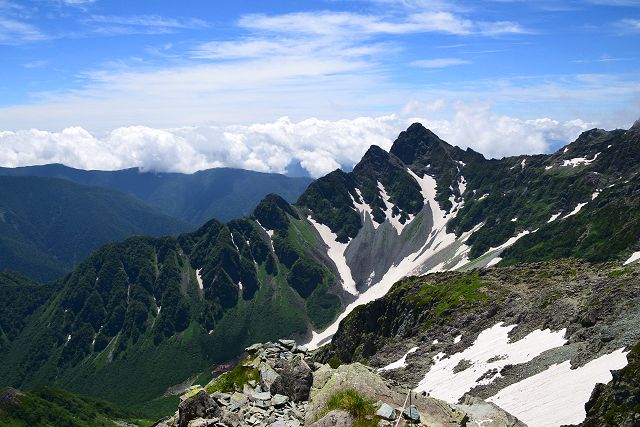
[402, 405, 420, 422]
[178, 390, 220, 427]
[260, 362, 281, 392]
[309, 409, 355, 427]
[376, 402, 398, 421]
[306, 362, 404, 423]
[271, 358, 313, 402]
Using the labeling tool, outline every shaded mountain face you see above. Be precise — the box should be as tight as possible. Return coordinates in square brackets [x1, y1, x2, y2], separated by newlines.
[0, 176, 190, 281]
[2, 122, 640, 418]
[0, 165, 313, 225]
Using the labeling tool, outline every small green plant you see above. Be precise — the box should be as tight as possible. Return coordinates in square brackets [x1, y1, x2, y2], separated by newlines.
[320, 389, 378, 427]
[205, 359, 259, 394]
[607, 268, 632, 278]
[328, 357, 342, 369]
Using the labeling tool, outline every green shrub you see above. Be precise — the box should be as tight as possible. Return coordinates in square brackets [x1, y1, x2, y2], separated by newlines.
[328, 357, 342, 369]
[321, 389, 378, 427]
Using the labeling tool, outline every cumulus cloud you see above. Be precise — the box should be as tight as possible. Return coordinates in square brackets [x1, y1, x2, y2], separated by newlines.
[0, 104, 592, 178]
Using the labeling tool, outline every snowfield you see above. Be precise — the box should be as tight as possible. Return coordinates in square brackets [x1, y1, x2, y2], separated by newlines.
[414, 323, 567, 402]
[487, 348, 629, 427]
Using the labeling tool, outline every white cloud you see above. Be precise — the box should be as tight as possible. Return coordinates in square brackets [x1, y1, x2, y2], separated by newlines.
[616, 18, 640, 32]
[0, 105, 593, 178]
[412, 57, 471, 68]
[0, 17, 47, 44]
[239, 11, 526, 37]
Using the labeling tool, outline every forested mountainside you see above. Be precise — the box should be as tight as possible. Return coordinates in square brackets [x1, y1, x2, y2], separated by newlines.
[0, 176, 190, 281]
[0, 165, 313, 225]
[2, 121, 639, 422]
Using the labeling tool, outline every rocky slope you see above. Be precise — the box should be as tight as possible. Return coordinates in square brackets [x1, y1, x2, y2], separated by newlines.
[154, 340, 525, 427]
[318, 260, 640, 426]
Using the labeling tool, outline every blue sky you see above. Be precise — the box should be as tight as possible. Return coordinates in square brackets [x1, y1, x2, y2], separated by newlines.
[0, 0, 639, 175]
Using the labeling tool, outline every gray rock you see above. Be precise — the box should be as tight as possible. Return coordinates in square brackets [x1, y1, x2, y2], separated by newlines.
[246, 343, 263, 353]
[221, 410, 242, 427]
[376, 402, 398, 421]
[260, 362, 281, 392]
[271, 394, 289, 407]
[178, 390, 220, 427]
[278, 339, 296, 349]
[402, 405, 420, 422]
[186, 418, 218, 427]
[250, 391, 272, 401]
[309, 409, 355, 427]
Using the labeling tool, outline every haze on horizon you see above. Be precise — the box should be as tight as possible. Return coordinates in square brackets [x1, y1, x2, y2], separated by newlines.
[0, 0, 639, 177]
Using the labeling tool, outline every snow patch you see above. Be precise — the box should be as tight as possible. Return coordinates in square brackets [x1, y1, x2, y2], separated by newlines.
[485, 257, 502, 267]
[379, 346, 419, 371]
[563, 202, 587, 219]
[377, 181, 413, 235]
[454, 334, 462, 344]
[307, 215, 357, 296]
[196, 269, 204, 290]
[511, 217, 518, 222]
[487, 348, 629, 427]
[350, 188, 377, 229]
[561, 153, 600, 167]
[624, 251, 640, 265]
[547, 212, 562, 223]
[478, 193, 489, 201]
[458, 176, 467, 196]
[415, 323, 567, 403]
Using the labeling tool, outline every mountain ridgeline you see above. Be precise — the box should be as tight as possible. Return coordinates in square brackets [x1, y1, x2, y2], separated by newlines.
[0, 165, 313, 225]
[2, 122, 640, 421]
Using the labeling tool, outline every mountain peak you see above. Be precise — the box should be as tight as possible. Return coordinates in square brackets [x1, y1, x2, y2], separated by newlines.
[389, 123, 446, 166]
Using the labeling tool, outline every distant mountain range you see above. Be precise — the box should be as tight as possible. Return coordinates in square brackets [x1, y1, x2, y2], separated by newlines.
[1, 122, 639, 424]
[0, 164, 313, 226]
[0, 166, 312, 281]
[0, 176, 189, 282]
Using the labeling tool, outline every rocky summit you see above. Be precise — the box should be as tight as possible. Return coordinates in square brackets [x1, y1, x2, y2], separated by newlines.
[154, 340, 525, 427]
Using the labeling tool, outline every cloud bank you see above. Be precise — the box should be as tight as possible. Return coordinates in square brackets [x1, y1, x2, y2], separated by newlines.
[0, 104, 591, 178]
